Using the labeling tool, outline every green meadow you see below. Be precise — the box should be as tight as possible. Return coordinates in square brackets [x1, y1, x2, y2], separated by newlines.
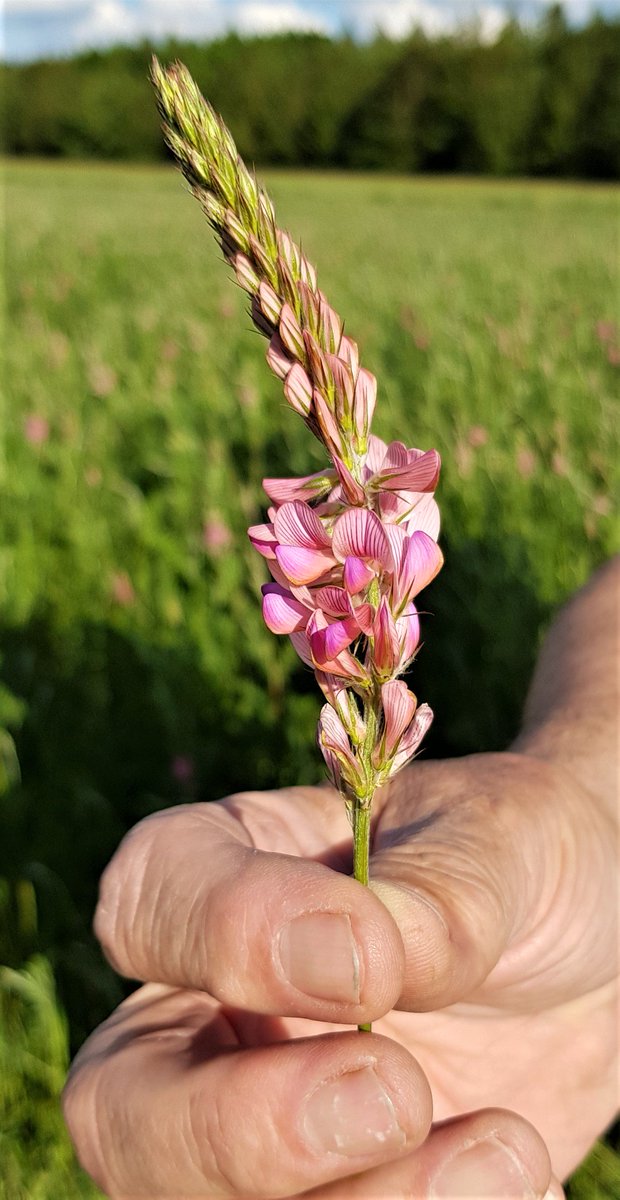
[2, 162, 618, 1197]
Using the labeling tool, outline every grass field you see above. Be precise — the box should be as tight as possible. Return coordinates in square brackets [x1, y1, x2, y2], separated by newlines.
[2, 161, 619, 1197]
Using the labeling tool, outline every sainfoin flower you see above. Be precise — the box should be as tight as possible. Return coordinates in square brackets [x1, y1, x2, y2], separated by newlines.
[151, 56, 443, 814]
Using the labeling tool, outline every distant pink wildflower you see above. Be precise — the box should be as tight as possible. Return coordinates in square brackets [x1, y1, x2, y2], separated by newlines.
[24, 414, 49, 445]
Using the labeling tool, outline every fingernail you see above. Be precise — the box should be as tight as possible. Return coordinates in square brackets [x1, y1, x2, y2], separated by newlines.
[432, 1137, 536, 1198]
[278, 912, 360, 1003]
[303, 1066, 406, 1157]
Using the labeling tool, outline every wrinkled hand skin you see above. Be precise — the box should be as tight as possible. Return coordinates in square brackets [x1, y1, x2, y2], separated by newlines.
[63, 561, 619, 1200]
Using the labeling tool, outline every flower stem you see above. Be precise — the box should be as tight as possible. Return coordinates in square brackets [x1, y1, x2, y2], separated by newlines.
[352, 798, 372, 1033]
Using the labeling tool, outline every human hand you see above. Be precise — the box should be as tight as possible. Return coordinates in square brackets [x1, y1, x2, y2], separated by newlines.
[63, 751, 615, 1198]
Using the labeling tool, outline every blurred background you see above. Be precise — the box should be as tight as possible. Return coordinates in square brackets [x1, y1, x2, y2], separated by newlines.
[2, 2, 619, 1196]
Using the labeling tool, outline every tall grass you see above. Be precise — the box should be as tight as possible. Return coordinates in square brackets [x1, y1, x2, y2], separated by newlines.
[2, 163, 618, 1197]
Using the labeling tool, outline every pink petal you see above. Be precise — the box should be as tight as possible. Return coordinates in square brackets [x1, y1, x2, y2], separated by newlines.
[396, 602, 420, 663]
[351, 600, 374, 636]
[376, 449, 441, 494]
[247, 522, 277, 559]
[332, 508, 394, 572]
[372, 598, 400, 675]
[306, 611, 370, 682]
[365, 434, 389, 475]
[394, 531, 444, 609]
[392, 703, 434, 772]
[381, 440, 410, 470]
[327, 353, 354, 410]
[313, 389, 343, 458]
[381, 680, 417, 758]
[382, 524, 406, 572]
[343, 556, 375, 595]
[402, 494, 441, 541]
[338, 335, 360, 374]
[314, 586, 351, 616]
[274, 500, 331, 550]
[332, 456, 366, 506]
[310, 613, 360, 664]
[261, 584, 309, 634]
[262, 471, 335, 506]
[275, 544, 336, 586]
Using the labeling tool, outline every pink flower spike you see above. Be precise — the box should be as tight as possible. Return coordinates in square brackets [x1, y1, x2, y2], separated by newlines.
[332, 507, 394, 573]
[343, 556, 375, 595]
[266, 332, 293, 380]
[376, 448, 441, 494]
[248, 522, 278, 559]
[372, 597, 400, 676]
[332, 456, 366, 506]
[262, 471, 335, 506]
[381, 680, 417, 759]
[261, 583, 310, 634]
[394, 531, 444, 609]
[353, 369, 377, 439]
[284, 363, 313, 416]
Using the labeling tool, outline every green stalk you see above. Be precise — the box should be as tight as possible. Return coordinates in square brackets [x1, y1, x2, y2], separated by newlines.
[352, 799, 372, 1033]
[351, 693, 379, 1032]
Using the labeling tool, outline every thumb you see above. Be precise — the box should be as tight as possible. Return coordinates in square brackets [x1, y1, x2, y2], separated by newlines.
[368, 751, 610, 1011]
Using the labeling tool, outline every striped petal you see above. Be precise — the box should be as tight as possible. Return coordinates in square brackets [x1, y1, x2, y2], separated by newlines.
[262, 471, 335, 506]
[261, 584, 310, 634]
[332, 456, 366, 506]
[391, 703, 434, 773]
[247, 523, 277, 559]
[375, 449, 441, 494]
[372, 597, 400, 676]
[394, 531, 444, 609]
[274, 500, 332, 550]
[332, 508, 394, 572]
[309, 612, 360, 664]
[381, 680, 417, 759]
[396, 602, 420, 663]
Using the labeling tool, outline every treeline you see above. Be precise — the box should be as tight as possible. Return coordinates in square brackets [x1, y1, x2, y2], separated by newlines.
[3, 7, 619, 177]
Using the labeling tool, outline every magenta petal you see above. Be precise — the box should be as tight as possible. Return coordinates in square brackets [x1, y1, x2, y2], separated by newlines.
[311, 615, 359, 664]
[352, 601, 374, 636]
[247, 522, 277, 559]
[307, 611, 369, 682]
[332, 508, 393, 572]
[261, 584, 309, 634]
[343, 556, 375, 595]
[274, 500, 331, 550]
[275, 544, 335, 586]
[381, 680, 417, 758]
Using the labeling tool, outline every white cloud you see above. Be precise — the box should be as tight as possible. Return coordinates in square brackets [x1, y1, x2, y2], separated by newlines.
[5, 0, 87, 10]
[234, 1, 330, 34]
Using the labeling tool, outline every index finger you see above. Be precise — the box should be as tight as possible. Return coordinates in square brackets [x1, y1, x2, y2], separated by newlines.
[94, 789, 405, 1026]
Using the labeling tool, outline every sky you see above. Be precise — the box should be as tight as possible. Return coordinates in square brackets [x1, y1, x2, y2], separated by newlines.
[4, 0, 619, 62]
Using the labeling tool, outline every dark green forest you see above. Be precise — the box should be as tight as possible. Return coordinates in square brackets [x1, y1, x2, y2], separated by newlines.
[3, 6, 620, 177]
